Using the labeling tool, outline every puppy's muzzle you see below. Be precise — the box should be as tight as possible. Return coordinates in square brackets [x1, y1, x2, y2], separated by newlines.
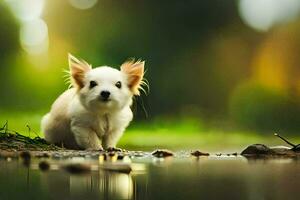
[100, 91, 111, 102]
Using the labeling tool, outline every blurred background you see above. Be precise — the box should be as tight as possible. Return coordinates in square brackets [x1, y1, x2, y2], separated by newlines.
[1, 0, 300, 150]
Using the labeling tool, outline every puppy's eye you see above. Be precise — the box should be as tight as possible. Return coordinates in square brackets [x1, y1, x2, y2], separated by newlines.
[115, 81, 122, 89]
[89, 81, 97, 89]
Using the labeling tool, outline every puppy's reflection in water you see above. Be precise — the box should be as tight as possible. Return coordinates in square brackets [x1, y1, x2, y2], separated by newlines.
[41, 169, 134, 200]
[70, 171, 133, 199]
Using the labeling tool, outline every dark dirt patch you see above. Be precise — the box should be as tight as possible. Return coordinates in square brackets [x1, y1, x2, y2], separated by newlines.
[0, 122, 61, 151]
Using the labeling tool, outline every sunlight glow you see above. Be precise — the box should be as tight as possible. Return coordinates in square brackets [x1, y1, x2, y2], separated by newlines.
[238, 0, 300, 32]
[69, 0, 98, 10]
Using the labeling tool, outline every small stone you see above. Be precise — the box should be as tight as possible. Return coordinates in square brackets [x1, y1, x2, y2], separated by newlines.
[152, 149, 174, 158]
[39, 161, 50, 171]
[241, 144, 272, 156]
[191, 150, 209, 157]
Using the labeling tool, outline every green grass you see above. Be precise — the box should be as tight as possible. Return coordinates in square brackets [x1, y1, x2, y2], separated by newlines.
[0, 111, 43, 138]
[119, 129, 299, 152]
[0, 112, 299, 152]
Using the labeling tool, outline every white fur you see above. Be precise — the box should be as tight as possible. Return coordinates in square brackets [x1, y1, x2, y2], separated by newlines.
[41, 56, 144, 150]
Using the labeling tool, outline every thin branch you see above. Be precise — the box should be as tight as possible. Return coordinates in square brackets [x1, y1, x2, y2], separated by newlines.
[274, 133, 296, 147]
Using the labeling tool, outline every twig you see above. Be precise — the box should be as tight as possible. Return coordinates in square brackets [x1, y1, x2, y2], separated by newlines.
[274, 133, 296, 147]
[26, 124, 31, 138]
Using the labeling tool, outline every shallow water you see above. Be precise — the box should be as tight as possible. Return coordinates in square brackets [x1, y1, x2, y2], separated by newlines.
[0, 154, 300, 200]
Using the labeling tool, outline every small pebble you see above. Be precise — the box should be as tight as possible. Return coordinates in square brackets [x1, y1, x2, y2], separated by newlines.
[191, 150, 210, 157]
[152, 149, 174, 158]
[241, 144, 272, 156]
[39, 161, 50, 171]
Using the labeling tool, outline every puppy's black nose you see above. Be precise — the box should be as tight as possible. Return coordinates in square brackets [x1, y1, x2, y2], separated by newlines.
[100, 91, 110, 100]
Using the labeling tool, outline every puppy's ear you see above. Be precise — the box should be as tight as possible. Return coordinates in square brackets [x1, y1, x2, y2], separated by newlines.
[121, 59, 145, 95]
[68, 53, 91, 89]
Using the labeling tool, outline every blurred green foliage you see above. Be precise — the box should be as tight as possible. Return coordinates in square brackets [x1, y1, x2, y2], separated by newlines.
[0, 0, 300, 136]
[0, 2, 19, 59]
[230, 82, 300, 132]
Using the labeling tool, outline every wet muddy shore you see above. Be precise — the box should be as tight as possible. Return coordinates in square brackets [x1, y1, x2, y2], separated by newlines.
[2, 130, 300, 200]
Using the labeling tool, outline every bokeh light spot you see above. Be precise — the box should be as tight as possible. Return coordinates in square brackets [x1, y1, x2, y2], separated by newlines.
[239, 0, 300, 32]
[5, 0, 44, 22]
[20, 19, 49, 54]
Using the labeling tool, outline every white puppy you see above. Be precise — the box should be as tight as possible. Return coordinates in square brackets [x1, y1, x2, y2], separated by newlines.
[41, 54, 145, 150]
